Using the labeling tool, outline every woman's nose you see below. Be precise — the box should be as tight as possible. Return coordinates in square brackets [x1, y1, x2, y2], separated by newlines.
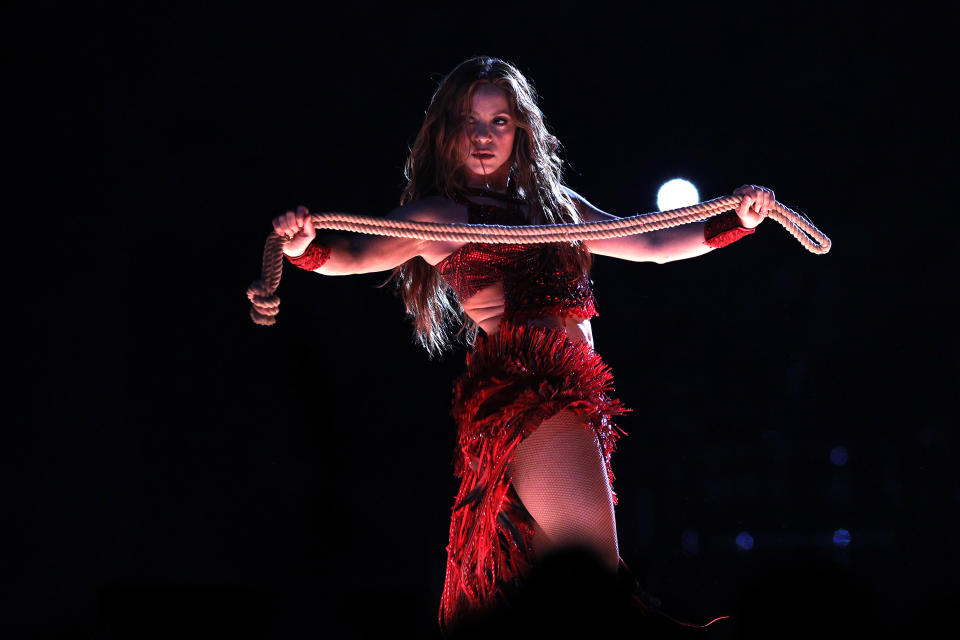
[472, 124, 491, 141]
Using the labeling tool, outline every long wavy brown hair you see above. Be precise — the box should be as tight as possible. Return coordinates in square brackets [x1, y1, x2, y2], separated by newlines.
[379, 56, 592, 358]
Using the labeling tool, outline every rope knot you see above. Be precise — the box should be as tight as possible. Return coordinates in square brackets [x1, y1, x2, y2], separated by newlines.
[247, 280, 280, 325]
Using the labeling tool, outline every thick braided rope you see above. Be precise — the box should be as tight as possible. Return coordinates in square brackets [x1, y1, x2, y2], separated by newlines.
[247, 195, 830, 325]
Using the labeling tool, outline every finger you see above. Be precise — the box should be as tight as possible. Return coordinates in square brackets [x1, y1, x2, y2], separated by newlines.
[276, 214, 296, 237]
[751, 188, 764, 214]
[296, 205, 308, 227]
[287, 211, 301, 235]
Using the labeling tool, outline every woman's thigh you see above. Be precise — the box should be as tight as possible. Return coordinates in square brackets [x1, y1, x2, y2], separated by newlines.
[509, 409, 620, 569]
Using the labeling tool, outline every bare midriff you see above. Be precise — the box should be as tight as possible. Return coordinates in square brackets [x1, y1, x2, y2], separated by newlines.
[462, 280, 595, 349]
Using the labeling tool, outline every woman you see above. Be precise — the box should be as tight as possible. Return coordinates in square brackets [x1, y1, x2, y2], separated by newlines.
[272, 56, 774, 633]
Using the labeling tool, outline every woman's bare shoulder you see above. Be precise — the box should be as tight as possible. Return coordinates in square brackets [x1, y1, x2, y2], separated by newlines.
[562, 186, 599, 219]
[404, 196, 470, 266]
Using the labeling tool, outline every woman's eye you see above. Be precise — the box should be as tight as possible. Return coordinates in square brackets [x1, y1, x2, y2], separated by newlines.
[465, 118, 508, 125]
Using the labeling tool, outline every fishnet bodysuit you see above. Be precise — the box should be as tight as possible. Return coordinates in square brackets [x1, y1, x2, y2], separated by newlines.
[511, 409, 620, 570]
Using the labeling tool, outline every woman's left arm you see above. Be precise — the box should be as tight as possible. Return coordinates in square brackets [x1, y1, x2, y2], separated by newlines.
[564, 185, 774, 264]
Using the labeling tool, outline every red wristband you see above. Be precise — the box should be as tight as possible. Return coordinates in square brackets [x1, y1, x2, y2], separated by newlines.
[704, 210, 756, 248]
[284, 242, 332, 271]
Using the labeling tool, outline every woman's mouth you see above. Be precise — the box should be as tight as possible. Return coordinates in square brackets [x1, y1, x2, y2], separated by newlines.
[472, 152, 494, 160]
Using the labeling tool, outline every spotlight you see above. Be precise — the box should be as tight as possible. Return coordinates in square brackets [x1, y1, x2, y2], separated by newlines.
[656, 178, 699, 211]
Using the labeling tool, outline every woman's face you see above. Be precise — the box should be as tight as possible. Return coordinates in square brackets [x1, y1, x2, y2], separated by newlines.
[460, 83, 517, 188]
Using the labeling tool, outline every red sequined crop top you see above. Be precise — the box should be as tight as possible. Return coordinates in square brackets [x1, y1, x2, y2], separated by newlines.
[435, 191, 598, 324]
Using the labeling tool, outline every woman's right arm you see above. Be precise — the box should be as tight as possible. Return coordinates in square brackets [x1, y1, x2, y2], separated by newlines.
[272, 197, 457, 276]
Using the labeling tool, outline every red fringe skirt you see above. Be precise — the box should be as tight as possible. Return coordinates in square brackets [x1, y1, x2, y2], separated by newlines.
[439, 320, 631, 633]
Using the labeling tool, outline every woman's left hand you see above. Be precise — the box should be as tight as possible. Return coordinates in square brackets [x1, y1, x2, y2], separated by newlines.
[733, 184, 776, 228]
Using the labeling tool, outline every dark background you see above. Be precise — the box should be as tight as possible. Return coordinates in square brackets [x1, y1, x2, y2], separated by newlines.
[13, 1, 954, 638]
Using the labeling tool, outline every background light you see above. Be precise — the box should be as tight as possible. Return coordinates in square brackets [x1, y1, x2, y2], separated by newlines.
[830, 446, 849, 466]
[735, 531, 754, 551]
[680, 529, 699, 556]
[833, 529, 851, 547]
[657, 178, 699, 211]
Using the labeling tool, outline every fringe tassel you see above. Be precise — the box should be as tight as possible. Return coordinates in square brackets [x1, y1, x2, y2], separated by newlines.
[439, 321, 631, 633]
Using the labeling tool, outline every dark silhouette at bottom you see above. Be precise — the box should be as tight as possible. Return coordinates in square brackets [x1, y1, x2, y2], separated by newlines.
[446, 546, 719, 639]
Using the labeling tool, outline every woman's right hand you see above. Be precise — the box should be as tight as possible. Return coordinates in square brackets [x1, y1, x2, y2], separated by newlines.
[272, 205, 316, 256]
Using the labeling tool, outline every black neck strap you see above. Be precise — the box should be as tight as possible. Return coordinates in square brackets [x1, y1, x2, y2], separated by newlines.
[462, 186, 526, 205]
